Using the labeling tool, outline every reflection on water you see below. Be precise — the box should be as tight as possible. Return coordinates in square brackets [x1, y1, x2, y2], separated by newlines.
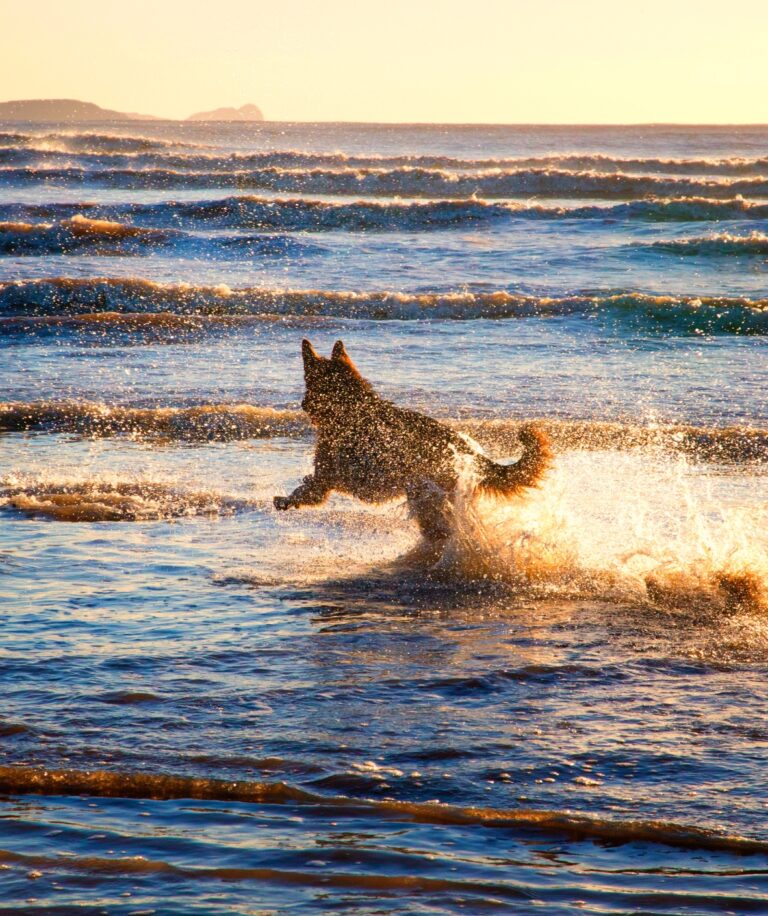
[2, 120, 768, 912]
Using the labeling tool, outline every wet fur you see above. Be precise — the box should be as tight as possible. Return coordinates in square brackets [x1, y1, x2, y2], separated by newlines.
[274, 339, 552, 544]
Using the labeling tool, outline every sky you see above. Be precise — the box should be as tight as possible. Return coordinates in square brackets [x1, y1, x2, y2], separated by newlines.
[2, 0, 767, 123]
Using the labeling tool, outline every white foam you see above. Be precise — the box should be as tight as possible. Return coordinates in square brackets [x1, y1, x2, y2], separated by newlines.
[432, 450, 768, 613]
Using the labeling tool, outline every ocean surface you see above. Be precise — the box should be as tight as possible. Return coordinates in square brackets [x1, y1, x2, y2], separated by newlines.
[1, 121, 767, 914]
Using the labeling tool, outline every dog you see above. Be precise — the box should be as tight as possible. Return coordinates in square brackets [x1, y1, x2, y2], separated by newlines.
[274, 339, 552, 546]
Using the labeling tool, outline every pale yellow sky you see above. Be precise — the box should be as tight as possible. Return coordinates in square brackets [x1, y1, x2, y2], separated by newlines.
[1, 0, 766, 123]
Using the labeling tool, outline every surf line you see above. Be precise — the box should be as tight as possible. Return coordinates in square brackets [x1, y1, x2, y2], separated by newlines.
[0, 764, 766, 855]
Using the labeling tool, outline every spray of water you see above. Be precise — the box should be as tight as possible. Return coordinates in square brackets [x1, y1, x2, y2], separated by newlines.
[431, 450, 768, 615]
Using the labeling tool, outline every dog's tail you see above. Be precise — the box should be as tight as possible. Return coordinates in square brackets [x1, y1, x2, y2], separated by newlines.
[476, 423, 552, 496]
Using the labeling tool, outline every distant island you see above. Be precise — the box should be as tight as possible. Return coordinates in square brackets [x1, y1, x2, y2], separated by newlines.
[187, 103, 264, 122]
[0, 99, 264, 122]
[0, 99, 159, 122]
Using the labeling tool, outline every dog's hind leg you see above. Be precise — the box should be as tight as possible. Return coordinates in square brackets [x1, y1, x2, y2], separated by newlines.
[406, 480, 454, 544]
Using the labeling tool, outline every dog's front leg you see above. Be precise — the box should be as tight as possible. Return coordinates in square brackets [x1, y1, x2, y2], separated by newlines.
[274, 474, 331, 511]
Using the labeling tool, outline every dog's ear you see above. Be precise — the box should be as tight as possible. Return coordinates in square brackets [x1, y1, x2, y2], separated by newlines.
[330, 339, 364, 379]
[302, 339, 321, 371]
[331, 340, 348, 361]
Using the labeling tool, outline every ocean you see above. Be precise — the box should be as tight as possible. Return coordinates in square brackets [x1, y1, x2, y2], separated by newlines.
[0, 120, 767, 914]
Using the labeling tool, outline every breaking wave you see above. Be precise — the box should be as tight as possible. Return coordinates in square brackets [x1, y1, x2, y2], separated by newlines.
[0, 196, 519, 232]
[3, 196, 768, 232]
[4, 165, 768, 198]
[461, 418, 768, 465]
[0, 401, 308, 441]
[1, 278, 766, 334]
[646, 232, 768, 256]
[0, 216, 313, 257]
[0, 763, 766, 853]
[5, 136, 768, 175]
[0, 476, 259, 521]
[0, 215, 171, 255]
[583, 196, 768, 221]
[2, 400, 765, 463]
[0, 310, 326, 340]
[0, 130, 206, 154]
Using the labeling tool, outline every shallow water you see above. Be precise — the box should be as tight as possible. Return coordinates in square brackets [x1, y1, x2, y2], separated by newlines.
[1, 121, 767, 914]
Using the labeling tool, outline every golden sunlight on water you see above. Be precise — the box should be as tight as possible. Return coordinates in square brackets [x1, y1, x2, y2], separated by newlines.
[1, 118, 767, 912]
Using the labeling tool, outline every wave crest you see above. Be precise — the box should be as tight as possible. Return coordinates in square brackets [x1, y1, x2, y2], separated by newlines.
[1, 278, 766, 335]
[4, 165, 768, 198]
[0, 217, 310, 258]
[2, 401, 765, 464]
[0, 130, 205, 154]
[647, 232, 768, 256]
[3, 195, 768, 231]
[0, 763, 765, 853]
[1, 476, 258, 521]
[4, 137, 768, 175]
[0, 401, 309, 441]
[0, 215, 171, 255]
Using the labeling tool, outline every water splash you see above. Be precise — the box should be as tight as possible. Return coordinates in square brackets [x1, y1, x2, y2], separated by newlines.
[430, 450, 768, 614]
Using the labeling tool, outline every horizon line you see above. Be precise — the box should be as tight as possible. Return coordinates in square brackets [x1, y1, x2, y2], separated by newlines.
[2, 117, 768, 128]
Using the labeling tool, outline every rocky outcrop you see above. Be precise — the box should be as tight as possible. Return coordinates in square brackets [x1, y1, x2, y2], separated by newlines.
[187, 103, 264, 122]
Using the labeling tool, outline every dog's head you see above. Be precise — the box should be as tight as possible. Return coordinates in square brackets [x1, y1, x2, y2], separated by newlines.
[301, 339, 372, 424]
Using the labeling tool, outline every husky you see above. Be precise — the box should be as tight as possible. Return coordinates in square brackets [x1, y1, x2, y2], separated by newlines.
[274, 339, 552, 546]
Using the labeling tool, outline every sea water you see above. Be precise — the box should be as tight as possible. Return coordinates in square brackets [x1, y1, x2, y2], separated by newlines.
[0, 121, 767, 913]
